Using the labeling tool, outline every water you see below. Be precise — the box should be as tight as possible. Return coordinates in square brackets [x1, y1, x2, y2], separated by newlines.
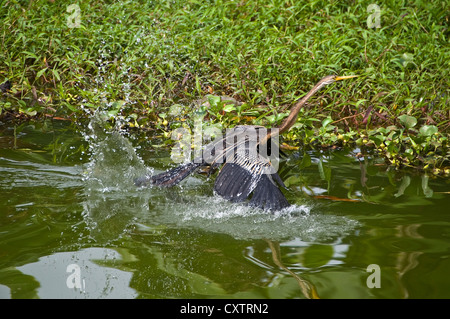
[0, 117, 449, 299]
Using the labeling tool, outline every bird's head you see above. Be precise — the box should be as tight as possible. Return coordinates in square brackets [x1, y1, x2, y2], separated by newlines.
[320, 74, 358, 86]
[277, 74, 358, 134]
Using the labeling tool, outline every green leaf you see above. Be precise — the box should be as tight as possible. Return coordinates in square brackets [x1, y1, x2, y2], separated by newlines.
[370, 134, 385, 146]
[265, 114, 276, 124]
[207, 95, 221, 108]
[18, 100, 26, 108]
[22, 51, 38, 59]
[52, 69, 60, 81]
[36, 68, 48, 79]
[276, 112, 288, 122]
[64, 102, 78, 112]
[318, 159, 331, 183]
[24, 108, 37, 116]
[236, 102, 248, 114]
[322, 116, 333, 128]
[355, 99, 368, 107]
[398, 115, 417, 129]
[419, 125, 438, 137]
[223, 104, 236, 113]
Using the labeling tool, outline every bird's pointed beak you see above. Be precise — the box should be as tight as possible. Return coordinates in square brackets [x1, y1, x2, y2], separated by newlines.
[335, 75, 358, 81]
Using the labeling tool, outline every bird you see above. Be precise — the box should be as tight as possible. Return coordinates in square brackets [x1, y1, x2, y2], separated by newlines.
[135, 75, 358, 211]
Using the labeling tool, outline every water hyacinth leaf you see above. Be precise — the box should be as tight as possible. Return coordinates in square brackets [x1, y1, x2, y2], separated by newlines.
[370, 134, 385, 146]
[398, 115, 417, 129]
[223, 104, 236, 113]
[22, 108, 37, 116]
[419, 125, 438, 137]
[18, 100, 26, 108]
[322, 116, 333, 128]
[235, 102, 249, 115]
[265, 114, 276, 124]
[207, 95, 221, 109]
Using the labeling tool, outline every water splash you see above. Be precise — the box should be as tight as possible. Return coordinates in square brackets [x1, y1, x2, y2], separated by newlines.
[153, 194, 360, 242]
[79, 112, 152, 244]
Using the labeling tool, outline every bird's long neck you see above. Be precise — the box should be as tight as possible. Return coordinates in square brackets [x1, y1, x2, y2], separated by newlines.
[278, 80, 327, 135]
[261, 79, 328, 144]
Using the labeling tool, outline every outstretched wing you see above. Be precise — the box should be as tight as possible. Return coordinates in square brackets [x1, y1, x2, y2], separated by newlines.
[214, 157, 290, 211]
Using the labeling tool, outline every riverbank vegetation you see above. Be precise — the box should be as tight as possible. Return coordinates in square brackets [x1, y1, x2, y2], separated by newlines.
[0, 0, 448, 175]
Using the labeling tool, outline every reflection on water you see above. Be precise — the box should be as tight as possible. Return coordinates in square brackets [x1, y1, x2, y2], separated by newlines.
[14, 248, 137, 299]
[0, 118, 449, 299]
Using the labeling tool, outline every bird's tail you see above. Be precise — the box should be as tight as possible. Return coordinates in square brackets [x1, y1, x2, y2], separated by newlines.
[134, 162, 202, 187]
[248, 173, 290, 211]
[214, 163, 290, 211]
